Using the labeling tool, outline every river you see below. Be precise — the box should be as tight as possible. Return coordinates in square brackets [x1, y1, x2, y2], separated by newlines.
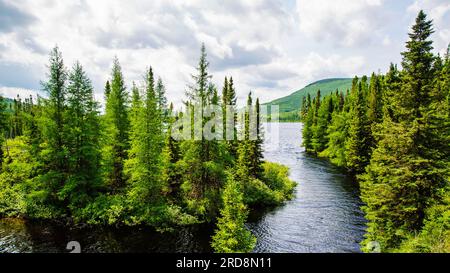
[0, 122, 366, 253]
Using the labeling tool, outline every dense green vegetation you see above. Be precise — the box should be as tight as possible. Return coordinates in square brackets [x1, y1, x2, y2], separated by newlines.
[263, 78, 353, 121]
[0, 45, 295, 253]
[301, 11, 450, 252]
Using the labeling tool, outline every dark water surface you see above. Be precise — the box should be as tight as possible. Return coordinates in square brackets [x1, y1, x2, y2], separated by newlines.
[0, 123, 365, 253]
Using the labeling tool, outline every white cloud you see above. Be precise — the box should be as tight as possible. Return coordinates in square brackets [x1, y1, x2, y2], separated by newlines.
[296, 0, 387, 47]
[0, 0, 448, 107]
[0, 87, 40, 99]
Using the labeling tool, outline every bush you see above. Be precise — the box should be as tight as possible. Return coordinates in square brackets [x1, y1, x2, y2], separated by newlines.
[243, 162, 296, 206]
[396, 194, 450, 253]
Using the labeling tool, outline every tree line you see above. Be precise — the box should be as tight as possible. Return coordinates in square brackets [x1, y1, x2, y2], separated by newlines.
[0, 44, 295, 253]
[301, 11, 450, 252]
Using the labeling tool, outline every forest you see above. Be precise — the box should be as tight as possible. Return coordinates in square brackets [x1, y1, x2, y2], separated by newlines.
[0, 44, 295, 253]
[0, 9, 448, 254]
[301, 11, 450, 252]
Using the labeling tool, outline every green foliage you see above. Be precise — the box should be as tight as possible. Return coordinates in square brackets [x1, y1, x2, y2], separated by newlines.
[125, 68, 165, 207]
[102, 57, 130, 191]
[179, 44, 227, 221]
[301, 11, 450, 253]
[0, 44, 295, 253]
[319, 109, 350, 167]
[312, 95, 334, 152]
[244, 162, 296, 206]
[397, 193, 450, 253]
[345, 81, 370, 174]
[62, 61, 102, 211]
[360, 11, 449, 252]
[0, 94, 9, 165]
[211, 172, 256, 253]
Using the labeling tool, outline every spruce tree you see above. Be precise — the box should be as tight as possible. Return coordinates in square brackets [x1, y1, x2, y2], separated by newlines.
[211, 172, 256, 253]
[312, 95, 333, 152]
[368, 73, 383, 124]
[181, 44, 224, 219]
[103, 57, 130, 192]
[125, 67, 164, 206]
[39, 46, 68, 206]
[302, 100, 315, 152]
[345, 82, 370, 174]
[222, 76, 238, 158]
[250, 98, 264, 178]
[0, 95, 8, 166]
[156, 77, 168, 123]
[62, 61, 101, 209]
[361, 11, 446, 251]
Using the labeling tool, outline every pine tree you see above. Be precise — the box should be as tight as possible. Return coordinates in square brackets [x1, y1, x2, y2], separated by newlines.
[383, 64, 401, 120]
[156, 77, 168, 123]
[104, 80, 111, 100]
[312, 95, 334, 152]
[235, 93, 251, 185]
[361, 11, 447, 251]
[345, 81, 370, 174]
[321, 102, 350, 167]
[235, 92, 264, 184]
[0, 94, 8, 166]
[181, 44, 224, 219]
[368, 73, 383, 124]
[129, 82, 141, 124]
[211, 172, 256, 253]
[222, 76, 238, 158]
[39, 46, 68, 206]
[61, 61, 101, 209]
[125, 67, 164, 206]
[250, 98, 264, 178]
[400, 10, 435, 120]
[300, 94, 311, 121]
[302, 99, 315, 152]
[162, 104, 182, 199]
[103, 57, 130, 192]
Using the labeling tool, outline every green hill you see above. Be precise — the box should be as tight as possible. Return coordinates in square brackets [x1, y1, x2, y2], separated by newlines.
[0, 97, 14, 113]
[262, 78, 353, 121]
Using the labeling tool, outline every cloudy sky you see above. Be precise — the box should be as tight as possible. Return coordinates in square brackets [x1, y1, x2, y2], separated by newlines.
[0, 0, 449, 107]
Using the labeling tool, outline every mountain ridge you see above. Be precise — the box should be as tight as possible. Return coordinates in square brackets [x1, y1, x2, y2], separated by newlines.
[262, 78, 353, 121]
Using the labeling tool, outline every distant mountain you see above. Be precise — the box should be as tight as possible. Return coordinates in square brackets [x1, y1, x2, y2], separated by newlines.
[0, 97, 14, 113]
[262, 78, 353, 121]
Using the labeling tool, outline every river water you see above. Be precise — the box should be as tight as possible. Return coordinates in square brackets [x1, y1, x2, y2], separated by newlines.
[0, 122, 366, 253]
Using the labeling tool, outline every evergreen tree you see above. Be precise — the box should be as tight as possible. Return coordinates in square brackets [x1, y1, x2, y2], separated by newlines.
[250, 98, 264, 178]
[162, 104, 182, 199]
[156, 77, 168, 123]
[312, 95, 333, 152]
[103, 57, 130, 192]
[62, 61, 101, 210]
[345, 82, 370, 174]
[222, 76, 238, 158]
[237, 92, 254, 182]
[39, 46, 68, 207]
[321, 103, 350, 167]
[383, 63, 401, 120]
[361, 11, 447, 251]
[368, 73, 383, 124]
[0, 95, 8, 166]
[211, 172, 256, 253]
[104, 80, 111, 100]
[302, 99, 315, 152]
[181, 44, 224, 219]
[125, 67, 164, 207]
[300, 94, 311, 121]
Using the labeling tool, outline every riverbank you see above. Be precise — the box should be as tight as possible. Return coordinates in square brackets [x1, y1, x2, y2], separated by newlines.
[0, 123, 365, 253]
